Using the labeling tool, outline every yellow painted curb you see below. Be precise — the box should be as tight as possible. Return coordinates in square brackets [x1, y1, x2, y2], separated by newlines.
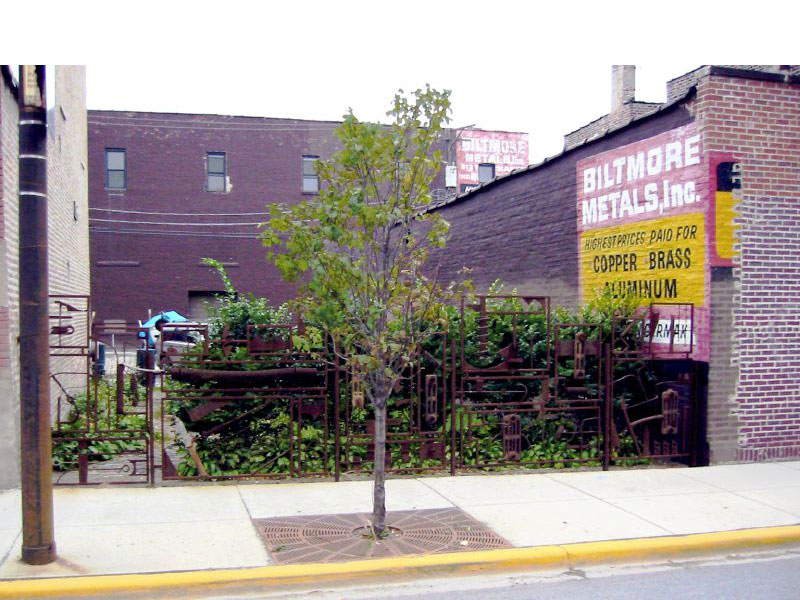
[0, 547, 568, 599]
[2, 525, 799, 598]
[565, 525, 800, 565]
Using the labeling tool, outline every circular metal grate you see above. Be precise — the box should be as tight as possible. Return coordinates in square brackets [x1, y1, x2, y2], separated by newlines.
[254, 508, 511, 565]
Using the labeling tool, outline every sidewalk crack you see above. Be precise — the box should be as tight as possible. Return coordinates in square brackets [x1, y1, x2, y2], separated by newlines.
[678, 471, 800, 520]
[414, 476, 459, 508]
[0, 529, 20, 567]
[547, 475, 676, 536]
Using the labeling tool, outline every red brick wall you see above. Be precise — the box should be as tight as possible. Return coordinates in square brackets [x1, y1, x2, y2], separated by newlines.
[695, 71, 800, 460]
[88, 111, 452, 325]
[88, 111, 344, 323]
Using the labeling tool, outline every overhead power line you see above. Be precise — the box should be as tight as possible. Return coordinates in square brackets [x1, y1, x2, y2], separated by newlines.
[90, 208, 270, 217]
[90, 227, 262, 239]
[90, 218, 264, 227]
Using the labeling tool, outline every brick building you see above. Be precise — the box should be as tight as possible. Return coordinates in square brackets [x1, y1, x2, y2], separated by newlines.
[429, 65, 800, 464]
[87, 111, 527, 325]
[88, 112, 342, 325]
[0, 66, 90, 488]
[88, 66, 800, 465]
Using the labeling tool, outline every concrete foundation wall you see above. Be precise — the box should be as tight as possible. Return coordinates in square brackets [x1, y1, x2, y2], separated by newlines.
[708, 266, 739, 462]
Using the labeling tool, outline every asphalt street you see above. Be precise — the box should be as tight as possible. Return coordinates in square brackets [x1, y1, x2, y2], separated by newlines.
[193, 550, 800, 600]
[370, 554, 800, 600]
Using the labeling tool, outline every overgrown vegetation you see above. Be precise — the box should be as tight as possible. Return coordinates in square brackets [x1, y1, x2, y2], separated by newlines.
[201, 258, 293, 340]
[167, 277, 652, 479]
[52, 276, 653, 478]
[51, 378, 148, 472]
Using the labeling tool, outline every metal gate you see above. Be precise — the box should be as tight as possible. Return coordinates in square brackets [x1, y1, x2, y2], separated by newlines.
[51, 296, 154, 485]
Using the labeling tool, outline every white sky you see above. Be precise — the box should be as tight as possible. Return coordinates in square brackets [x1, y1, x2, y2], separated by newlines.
[5, 0, 795, 163]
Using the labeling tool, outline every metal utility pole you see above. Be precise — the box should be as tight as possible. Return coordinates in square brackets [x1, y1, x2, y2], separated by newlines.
[18, 65, 56, 565]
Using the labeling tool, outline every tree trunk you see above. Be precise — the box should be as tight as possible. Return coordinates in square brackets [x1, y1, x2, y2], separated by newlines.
[371, 385, 388, 535]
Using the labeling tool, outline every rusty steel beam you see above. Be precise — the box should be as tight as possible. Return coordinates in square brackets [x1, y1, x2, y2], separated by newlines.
[18, 65, 56, 564]
[167, 366, 319, 385]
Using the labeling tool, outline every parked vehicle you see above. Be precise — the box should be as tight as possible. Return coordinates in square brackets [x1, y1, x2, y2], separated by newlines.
[137, 311, 205, 366]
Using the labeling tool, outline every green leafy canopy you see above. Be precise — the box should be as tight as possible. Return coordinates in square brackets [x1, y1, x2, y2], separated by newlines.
[261, 86, 466, 403]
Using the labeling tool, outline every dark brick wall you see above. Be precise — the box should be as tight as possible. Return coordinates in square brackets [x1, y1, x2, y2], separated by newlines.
[89, 111, 452, 324]
[563, 102, 660, 151]
[432, 107, 694, 307]
[89, 111, 310, 321]
[89, 111, 341, 323]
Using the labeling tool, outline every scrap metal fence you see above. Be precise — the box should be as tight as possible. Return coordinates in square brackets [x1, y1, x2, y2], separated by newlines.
[50, 295, 707, 485]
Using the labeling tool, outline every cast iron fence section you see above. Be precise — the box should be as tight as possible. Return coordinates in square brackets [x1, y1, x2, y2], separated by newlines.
[342, 332, 454, 476]
[159, 322, 332, 480]
[610, 304, 703, 465]
[456, 295, 564, 469]
[51, 295, 707, 484]
[51, 297, 154, 485]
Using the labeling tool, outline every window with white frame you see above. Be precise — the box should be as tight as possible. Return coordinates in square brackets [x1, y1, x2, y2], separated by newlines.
[207, 152, 227, 192]
[478, 163, 495, 183]
[302, 155, 319, 193]
[105, 148, 126, 189]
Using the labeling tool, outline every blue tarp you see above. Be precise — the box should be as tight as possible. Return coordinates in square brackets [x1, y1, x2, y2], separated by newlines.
[138, 310, 188, 344]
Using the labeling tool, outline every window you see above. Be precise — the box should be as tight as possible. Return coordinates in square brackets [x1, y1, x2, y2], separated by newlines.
[478, 163, 495, 183]
[105, 149, 126, 189]
[302, 155, 319, 193]
[207, 152, 227, 192]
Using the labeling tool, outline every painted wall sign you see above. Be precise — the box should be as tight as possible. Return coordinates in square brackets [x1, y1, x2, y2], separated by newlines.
[578, 124, 703, 230]
[708, 155, 740, 266]
[456, 129, 529, 187]
[579, 212, 706, 306]
[577, 123, 711, 360]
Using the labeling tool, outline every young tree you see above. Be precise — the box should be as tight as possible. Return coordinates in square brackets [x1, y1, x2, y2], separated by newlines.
[261, 86, 460, 534]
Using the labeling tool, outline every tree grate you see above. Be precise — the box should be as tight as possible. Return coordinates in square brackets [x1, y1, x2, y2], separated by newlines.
[253, 507, 511, 564]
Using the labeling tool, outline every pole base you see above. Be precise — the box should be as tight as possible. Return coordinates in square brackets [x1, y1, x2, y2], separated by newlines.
[22, 542, 57, 565]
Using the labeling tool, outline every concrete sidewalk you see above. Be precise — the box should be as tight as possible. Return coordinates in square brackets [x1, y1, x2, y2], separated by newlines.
[1, 462, 800, 595]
